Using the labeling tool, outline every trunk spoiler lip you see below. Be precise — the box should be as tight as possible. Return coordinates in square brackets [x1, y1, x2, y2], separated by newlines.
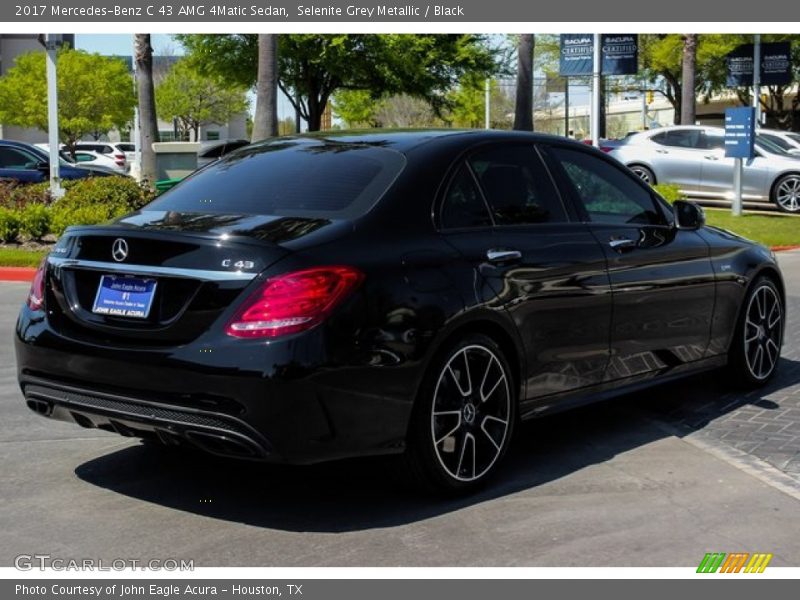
[61, 224, 289, 249]
[46, 256, 258, 282]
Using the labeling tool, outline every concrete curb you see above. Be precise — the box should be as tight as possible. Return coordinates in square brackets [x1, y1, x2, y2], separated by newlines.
[0, 267, 36, 282]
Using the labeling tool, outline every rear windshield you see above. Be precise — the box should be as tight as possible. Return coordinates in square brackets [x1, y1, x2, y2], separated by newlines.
[145, 139, 406, 219]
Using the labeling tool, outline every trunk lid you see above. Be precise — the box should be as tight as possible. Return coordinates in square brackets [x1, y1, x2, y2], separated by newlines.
[44, 211, 348, 345]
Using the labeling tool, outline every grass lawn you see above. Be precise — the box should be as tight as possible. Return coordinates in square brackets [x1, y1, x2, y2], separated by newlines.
[704, 208, 800, 248]
[0, 247, 48, 268]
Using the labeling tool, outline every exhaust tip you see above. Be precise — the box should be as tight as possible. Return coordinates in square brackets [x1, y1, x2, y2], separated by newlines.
[26, 398, 53, 416]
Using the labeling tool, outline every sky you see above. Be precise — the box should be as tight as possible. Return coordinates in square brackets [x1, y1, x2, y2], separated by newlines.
[75, 34, 183, 57]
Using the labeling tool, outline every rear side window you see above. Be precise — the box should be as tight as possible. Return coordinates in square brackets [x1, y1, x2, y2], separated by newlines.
[550, 146, 665, 226]
[440, 165, 492, 229]
[468, 145, 566, 225]
[145, 139, 406, 219]
[760, 133, 793, 151]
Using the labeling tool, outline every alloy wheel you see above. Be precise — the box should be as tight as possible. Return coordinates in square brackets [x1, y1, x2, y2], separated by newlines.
[430, 344, 511, 482]
[630, 166, 653, 184]
[743, 284, 782, 380]
[775, 176, 800, 212]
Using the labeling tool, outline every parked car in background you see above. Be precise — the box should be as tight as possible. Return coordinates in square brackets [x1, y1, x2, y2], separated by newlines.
[74, 141, 129, 171]
[0, 140, 114, 183]
[16, 130, 785, 492]
[197, 139, 250, 168]
[114, 142, 136, 165]
[72, 149, 127, 175]
[609, 125, 800, 213]
[758, 129, 800, 156]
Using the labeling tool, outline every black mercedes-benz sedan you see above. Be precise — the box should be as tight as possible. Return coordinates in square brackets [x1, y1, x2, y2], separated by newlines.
[15, 130, 785, 492]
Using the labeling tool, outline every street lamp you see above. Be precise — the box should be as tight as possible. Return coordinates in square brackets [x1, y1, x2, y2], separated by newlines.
[37, 34, 66, 199]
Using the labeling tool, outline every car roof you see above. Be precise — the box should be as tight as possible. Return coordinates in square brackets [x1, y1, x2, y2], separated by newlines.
[278, 129, 592, 155]
[0, 139, 43, 151]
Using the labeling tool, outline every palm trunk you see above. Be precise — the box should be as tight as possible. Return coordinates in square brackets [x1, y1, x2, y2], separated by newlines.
[252, 34, 279, 142]
[681, 34, 697, 126]
[134, 34, 159, 185]
[513, 34, 534, 131]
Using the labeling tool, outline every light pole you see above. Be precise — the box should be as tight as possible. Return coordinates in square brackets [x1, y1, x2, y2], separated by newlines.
[753, 34, 762, 125]
[38, 34, 65, 199]
[591, 33, 602, 147]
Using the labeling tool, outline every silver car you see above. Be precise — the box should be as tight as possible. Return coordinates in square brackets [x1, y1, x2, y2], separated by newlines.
[758, 128, 800, 156]
[609, 125, 800, 213]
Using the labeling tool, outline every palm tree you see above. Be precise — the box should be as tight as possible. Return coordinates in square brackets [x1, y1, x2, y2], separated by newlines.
[252, 34, 279, 142]
[513, 34, 534, 131]
[134, 34, 159, 185]
[681, 34, 698, 126]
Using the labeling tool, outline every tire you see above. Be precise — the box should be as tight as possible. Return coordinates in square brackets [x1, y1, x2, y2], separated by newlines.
[629, 164, 656, 185]
[771, 173, 800, 213]
[726, 276, 783, 388]
[403, 333, 517, 494]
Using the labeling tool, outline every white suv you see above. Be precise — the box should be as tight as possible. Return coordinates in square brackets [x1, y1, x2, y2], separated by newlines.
[75, 142, 130, 171]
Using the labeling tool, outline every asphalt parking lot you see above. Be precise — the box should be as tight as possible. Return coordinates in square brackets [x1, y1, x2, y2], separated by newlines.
[2, 254, 800, 567]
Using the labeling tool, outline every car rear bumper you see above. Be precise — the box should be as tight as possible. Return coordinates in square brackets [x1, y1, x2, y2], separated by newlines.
[15, 306, 416, 464]
[22, 377, 272, 460]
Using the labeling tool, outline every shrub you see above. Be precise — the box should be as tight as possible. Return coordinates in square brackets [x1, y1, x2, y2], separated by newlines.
[19, 203, 51, 240]
[0, 207, 21, 242]
[58, 176, 155, 213]
[652, 183, 685, 203]
[0, 181, 49, 209]
[50, 202, 130, 237]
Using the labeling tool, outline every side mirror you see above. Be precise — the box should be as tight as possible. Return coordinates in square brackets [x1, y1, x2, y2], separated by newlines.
[673, 200, 705, 230]
[35, 160, 49, 172]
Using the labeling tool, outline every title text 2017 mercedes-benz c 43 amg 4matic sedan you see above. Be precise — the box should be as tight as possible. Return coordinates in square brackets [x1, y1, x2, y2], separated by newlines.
[15, 131, 786, 492]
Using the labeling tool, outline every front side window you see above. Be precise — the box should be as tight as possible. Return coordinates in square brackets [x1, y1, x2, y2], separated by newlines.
[0, 147, 38, 169]
[468, 145, 567, 225]
[550, 146, 665, 226]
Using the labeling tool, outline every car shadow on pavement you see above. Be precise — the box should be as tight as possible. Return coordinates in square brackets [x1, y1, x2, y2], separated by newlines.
[74, 357, 800, 533]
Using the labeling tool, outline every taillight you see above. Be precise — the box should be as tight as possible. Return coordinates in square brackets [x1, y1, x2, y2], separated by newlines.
[114, 153, 125, 165]
[26, 259, 46, 311]
[226, 266, 364, 338]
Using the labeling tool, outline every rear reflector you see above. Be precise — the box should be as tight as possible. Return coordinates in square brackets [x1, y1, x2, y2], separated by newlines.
[226, 266, 363, 338]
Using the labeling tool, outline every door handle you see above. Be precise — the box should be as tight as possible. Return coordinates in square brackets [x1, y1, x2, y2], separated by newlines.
[608, 238, 637, 252]
[486, 248, 522, 263]
[704, 155, 719, 161]
[655, 149, 669, 154]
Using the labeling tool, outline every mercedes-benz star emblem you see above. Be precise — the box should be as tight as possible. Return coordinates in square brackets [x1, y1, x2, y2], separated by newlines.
[111, 238, 128, 262]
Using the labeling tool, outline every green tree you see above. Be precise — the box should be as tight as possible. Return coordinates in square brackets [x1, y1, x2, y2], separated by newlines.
[707, 35, 800, 130]
[0, 49, 135, 154]
[514, 34, 534, 131]
[156, 59, 248, 141]
[332, 89, 380, 128]
[135, 34, 159, 184]
[252, 34, 278, 141]
[681, 35, 698, 125]
[176, 34, 500, 131]
[639, 34, 738, 124]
